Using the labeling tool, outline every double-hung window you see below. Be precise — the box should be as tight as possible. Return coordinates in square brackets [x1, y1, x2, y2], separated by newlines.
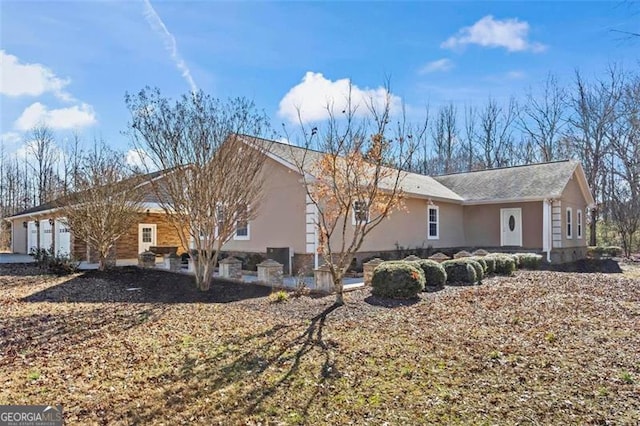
[234, 204, 250, 240]
[352, 200, 369, 225]
[428, 205, 439, 240]
[577, 209, 583, 239]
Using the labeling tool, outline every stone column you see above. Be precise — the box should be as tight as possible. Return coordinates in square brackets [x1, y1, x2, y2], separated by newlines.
[428, 252, 451, 263]
[313, 264, 334, 293]
[219, 257, 242, 280]
[403, 255, 422, 262]
[363, 258, 384, 286]
[138, 251, 155, 268]
[168, 254, 182, 272]
[257, 259, 284, 287]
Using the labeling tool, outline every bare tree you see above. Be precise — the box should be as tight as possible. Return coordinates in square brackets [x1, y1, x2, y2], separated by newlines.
[477, 97, 518, 168]
[432, 103, 458, 174]
[27, 125, 59, 204]
[462, 105, 477, 171]
[567, 66, 624, 245]
[286, 84, 418, 305]
[60, 142, 144, 270]
[126, 87, 271, 291]
[609, 74, 640, 256]
[520, 74, 567, 162]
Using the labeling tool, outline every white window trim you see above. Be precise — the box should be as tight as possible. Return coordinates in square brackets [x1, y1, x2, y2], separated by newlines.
[233, 221, 250, 240]
[233, 205, 251, 241]
[427, 205, 439, 240]
[577, 209, 583, 239]
[352, 200, 369, 226]
[566, 207, 573, 239]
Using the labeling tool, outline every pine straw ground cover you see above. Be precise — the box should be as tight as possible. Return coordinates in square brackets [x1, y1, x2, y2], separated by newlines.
[1, 264, 639, 425]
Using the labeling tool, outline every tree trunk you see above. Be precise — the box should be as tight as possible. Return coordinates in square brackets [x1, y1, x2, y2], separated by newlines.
[590, 209, 597, 246]
[193, 256, 214, 291]
[98, 254, 107, 271]
[334, 279, 344, 305]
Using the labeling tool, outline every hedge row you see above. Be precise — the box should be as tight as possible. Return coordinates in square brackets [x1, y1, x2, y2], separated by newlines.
[371, 252, 544, 299]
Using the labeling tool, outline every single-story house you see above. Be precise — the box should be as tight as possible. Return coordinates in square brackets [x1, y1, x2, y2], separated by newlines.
[6, 135, 595, 271]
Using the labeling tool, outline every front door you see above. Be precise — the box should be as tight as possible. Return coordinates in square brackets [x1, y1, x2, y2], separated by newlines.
[138, 224, 157, 253]
[501, 208, 522, 246]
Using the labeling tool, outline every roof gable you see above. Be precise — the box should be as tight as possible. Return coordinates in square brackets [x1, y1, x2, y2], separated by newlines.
[433, 160, 593, 204]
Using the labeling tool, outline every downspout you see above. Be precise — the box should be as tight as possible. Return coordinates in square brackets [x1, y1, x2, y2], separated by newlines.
[542, 199, 552, 263]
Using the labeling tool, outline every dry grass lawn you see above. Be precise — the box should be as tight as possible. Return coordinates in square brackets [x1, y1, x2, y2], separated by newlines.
[1, 263, 639, 425]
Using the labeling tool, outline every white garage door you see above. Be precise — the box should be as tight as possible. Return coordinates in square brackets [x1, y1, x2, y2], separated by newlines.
[55, 219, 71, 256]
[40, 219, 53, 252]
[27, 221, 38, 254]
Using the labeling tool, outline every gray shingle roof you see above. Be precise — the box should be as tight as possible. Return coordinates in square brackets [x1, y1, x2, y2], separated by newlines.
[433, 160, 580, 202]
[242, 135, 463, 202]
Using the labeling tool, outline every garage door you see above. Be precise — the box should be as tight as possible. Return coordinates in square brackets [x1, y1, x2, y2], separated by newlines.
[55, 219, 71, 256]
[40, 219, 53, 252]
[27, 221, 38, 254]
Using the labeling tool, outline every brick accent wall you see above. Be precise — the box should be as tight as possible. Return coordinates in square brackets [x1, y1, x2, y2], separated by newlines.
[70, 212, 187, 261]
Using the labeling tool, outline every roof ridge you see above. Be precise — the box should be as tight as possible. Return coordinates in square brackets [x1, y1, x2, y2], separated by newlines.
[434, 159, 576, 177]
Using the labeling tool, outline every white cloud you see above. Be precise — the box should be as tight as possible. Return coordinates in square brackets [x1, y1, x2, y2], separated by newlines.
[441, 15, 546, 53]
[0, 131, 23, 148]
[278, 72, 402, 124]
[506, 70, 526, 80]
[142, 0, 197, 92]
[0, 50, 73, 101]
[14, 102, 97, 131]
[125, 148, 156, 171]
[419, 58, 454, 74]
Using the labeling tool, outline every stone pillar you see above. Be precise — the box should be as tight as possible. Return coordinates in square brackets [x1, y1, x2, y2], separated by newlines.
[313, 264, 335, 293]
[219, 257, 242, 280]
[168, 254, 182, 272]
[138, 251, 155, 268]
[428, 252, 451, 263]
[257, 259, 284, 287]
[363, 257, 384, 286]
[403, 255, 422, 262]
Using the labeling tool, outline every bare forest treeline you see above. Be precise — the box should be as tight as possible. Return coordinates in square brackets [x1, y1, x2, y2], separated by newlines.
[1, 65, 638, 253]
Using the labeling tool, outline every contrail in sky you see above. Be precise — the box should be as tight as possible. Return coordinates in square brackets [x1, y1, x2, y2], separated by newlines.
[142, 0, 198, 92]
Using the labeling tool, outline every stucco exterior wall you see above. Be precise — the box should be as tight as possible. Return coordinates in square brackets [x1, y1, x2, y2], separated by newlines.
[356, 198, 466, 251]
[221, 156, 307, 254]
[463, 201, 543, 249]
[560, 170, 589, 248]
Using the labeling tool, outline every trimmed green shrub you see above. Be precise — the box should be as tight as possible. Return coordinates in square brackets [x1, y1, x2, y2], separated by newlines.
[411, 259, 447, 287]
[515, 253, 543, 270]
[470, 256, 488, 272]
[482, 256, 496, 275]
[467, 259, 484, 282]
[487, 254, 516, 276]
[372, 261, 425, 299]
[442, 259, 477, 285]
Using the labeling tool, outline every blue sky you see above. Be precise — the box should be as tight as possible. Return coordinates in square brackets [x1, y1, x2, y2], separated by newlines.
[1, 0, 638, 160]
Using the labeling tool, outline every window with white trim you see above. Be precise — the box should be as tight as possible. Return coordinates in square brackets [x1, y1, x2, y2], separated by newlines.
[234, 205, 250, 240]
[428, 205, 439, 240]
[352, 200, 369, 225]
[566, 207, 572, 239]
[577, 209, 583, 239]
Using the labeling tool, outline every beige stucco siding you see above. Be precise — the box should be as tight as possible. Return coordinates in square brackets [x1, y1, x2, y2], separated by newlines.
[463, 201, 543, 249]
[222, 156, 307, 254]
[11, 219, 27, 253]
[355, 198, 465, 252]
[560, 171, 589, 248]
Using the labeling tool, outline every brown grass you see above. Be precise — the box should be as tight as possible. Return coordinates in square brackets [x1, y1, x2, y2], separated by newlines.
[1, 264, 639, 425]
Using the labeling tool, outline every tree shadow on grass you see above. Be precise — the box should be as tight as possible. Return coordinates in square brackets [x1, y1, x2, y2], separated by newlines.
[126, 303, 343, 424]
[364, 295, 421, 307]
[21, 267, 271, 304]
[0, 303, 165, 368]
